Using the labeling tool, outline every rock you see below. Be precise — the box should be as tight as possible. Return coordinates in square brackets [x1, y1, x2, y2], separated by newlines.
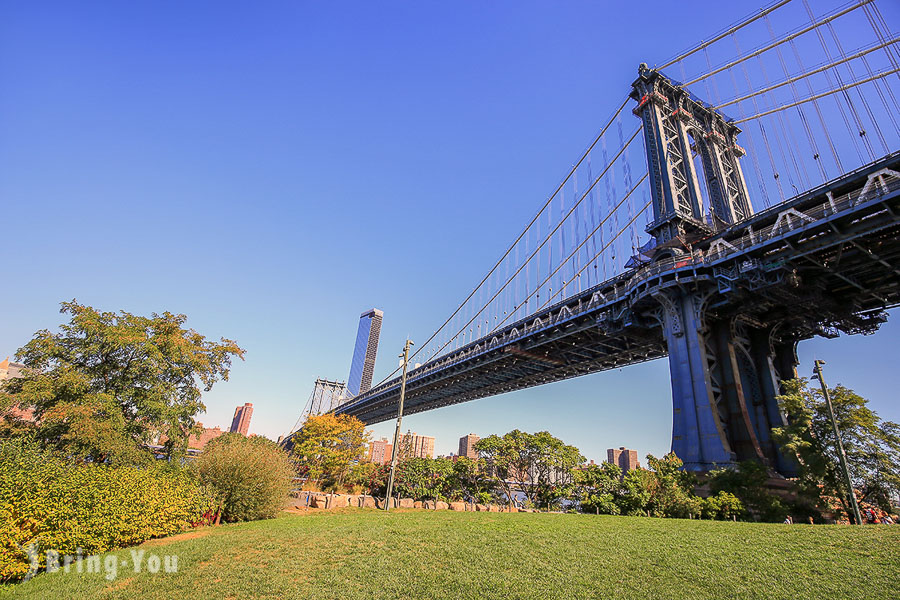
[476, 504, 487, 512]
[360, 496, 377, 509]
[326, 494, 347, 509]
[413, 501, 423, 509]
[310, 494, 328, 509]
[399, 498, 414, 509]
[509, 506, 519, 513]
[376, 497, 398, 510]
[449, 502, 466, 511]
[423, 500, 435, 510]
[488, 504, 500, 512]
[345, 495, 360, 508]
[435, 501, 449, 510]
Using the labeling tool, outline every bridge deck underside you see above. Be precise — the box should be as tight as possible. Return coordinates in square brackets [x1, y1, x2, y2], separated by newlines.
[337, 153, 900, 425]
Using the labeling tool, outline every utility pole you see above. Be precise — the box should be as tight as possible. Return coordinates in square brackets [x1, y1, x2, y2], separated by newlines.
[384, 339, 413, 512]
[812, 360, 863, 525]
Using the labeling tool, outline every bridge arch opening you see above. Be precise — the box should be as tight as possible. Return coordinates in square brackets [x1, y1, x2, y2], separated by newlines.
[685, 128, 712, 226]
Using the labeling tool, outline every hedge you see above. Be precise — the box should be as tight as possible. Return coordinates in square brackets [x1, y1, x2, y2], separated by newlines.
[0, 438, 214, 582]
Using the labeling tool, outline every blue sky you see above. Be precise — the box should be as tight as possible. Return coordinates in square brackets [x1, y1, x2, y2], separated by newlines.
[2, 1, 898, 462]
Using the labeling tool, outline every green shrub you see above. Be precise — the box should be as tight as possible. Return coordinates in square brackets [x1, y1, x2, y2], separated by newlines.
[193, 433, 294, 522]
[0, 437, 213, 582]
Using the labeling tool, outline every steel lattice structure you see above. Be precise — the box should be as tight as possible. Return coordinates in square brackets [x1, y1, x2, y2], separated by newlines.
[329, 0, 900, 475]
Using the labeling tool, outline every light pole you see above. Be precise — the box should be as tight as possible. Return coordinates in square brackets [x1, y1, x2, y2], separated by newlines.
[384, 339, 413, 512]
[812, 360, 863, 525]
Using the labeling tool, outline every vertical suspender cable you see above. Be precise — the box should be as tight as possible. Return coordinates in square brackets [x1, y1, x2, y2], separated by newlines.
[753, 37, 809, 193]
[763, 14, 826, 183]
[732, 34, 784, 201]
[726, 34, 773, 208]
[801, 0, 873, 163]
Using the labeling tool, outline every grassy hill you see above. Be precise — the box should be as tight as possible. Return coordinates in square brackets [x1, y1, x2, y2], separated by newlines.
[3, 509, 898, 599]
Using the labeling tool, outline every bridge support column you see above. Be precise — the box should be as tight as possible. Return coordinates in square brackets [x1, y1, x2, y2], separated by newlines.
[654, 290, 734, 470]
[655, 290, 799, 475]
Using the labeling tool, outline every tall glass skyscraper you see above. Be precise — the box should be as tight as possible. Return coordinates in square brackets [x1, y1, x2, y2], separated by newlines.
[347, 308, 383, 396]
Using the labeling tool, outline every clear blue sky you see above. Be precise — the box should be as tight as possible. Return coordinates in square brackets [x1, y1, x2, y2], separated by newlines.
[2, 1, 898, 462]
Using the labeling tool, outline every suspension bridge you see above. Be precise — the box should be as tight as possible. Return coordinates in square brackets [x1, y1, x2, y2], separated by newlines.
[322, 0, 900, 475]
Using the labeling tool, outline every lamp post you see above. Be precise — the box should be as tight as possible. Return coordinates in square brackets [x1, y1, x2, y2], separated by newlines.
[384, 339, 413, 511]
[812, 360, 863, 525]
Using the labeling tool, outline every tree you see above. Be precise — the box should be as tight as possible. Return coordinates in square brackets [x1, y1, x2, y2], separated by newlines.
[707, 461, 786, 522]
[619, 467, 656, 516]
[701, 491, 745, 521]
[451, 456, 498, 504]
[644, 453, 700, 518]
[289, 413, 370, 491]
[193, 433, 294, 522]
[0, 301, 244, 463]
[772, 378, 900, 520]
[576, 462, 624, 515]
[475, 430, 584, 509]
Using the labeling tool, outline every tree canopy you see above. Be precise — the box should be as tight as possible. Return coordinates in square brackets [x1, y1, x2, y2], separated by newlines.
[0, 300, 244, 463]
[772, 378, 900, 519]
[475, 429, 584, 509]
[289, 413, 370, 490]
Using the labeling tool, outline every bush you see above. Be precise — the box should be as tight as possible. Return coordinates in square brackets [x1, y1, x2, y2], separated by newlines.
[193, 433, 294, 522]
[701, 492, 745, 520]
[0, 437, 213, 582]
[707, 461, 787, 522]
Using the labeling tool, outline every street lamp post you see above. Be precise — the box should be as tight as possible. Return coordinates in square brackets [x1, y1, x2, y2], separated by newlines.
[812, 360, 863, 525]
[384, 339, 413, 511]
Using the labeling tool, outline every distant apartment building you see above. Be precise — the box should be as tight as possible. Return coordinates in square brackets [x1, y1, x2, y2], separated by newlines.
[0, 357, 34, 422]
[229, 403, 253, 435]
[368, 437, 394, 465]
[399, 431, 435, 459]
[607, 447, 640, 473]
[347, 309, 383, 397]
[458, 433, 480, 459]
[0, 357, 24, 381]
[188, 423, 224, 450]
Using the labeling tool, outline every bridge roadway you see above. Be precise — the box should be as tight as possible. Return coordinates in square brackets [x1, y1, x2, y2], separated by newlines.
[336, 152, 900, 425]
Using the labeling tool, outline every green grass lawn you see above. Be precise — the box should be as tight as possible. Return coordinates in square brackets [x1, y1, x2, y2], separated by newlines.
[3, 509, 898, 599]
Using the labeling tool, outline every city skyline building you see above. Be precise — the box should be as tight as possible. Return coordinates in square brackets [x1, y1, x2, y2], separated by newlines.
[0, 357, 34, 422]
[458, 433, 480, 459]
[229, 402, 253, 436]
[188, 423, 224, 450]
[399, 431, 435, 459]
[607, 447, 640, 474]
[347, 308, 383, 397]
[368, 437, 393, 465]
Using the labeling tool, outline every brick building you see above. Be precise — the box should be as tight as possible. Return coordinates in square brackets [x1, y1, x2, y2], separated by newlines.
[188, 423, 225, 450]
[368, 437, 394, 465]
[607, 447, 640, 473]
[229, 403, 253, 436]
[458, 433, 480, 459]
[399, 431, 435, 459]
[0, 357, 34, 422]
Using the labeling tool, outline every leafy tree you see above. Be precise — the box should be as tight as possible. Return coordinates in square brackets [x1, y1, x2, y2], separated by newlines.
[475, 430, 584, 509]
[700, 491, 745, 520]
[707, 461, 787, 522]
[644, 453, 700, 518]
[0, 301, 244, 463]
[289, 413, 370, 491]
[398, 457, 455, 501]
[366, 457, 458, 502]
[576, 462, 624, 515]
[619, 467, 656, 516]
[193, 433, 294, 522]
[451, 456, 498, 504]
[772, 378, 900, 520]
